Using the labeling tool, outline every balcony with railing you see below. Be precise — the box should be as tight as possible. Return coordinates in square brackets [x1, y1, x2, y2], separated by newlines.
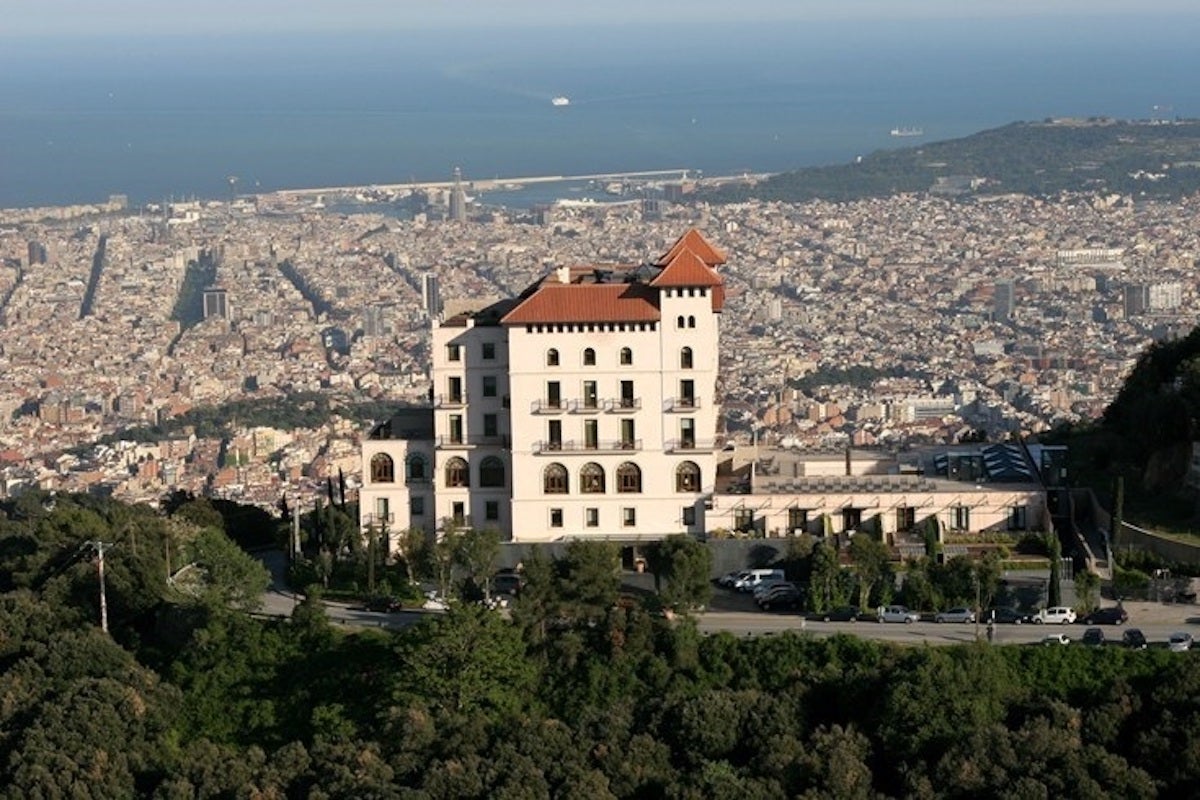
[530, 398, 565, 414]
[361, 512, 396, 527]
[568, 398, 603, 414]
[532, 438, 642, 454]
[437, 434, 511, 448]
[434, 393, 468, 408]
[439, 514, 473, 530]
[605, 397, 641, 413]
[664, 438, 719, 453]
[664, 396, 701, 412]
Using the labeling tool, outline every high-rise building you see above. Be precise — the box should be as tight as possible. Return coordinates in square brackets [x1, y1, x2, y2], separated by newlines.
[202, 287, 229, 320]
[420, 272, 441, 319]
[448, 167, 467, 222]
[993, 280, 1014, 321]
[360, 229, 726, 546]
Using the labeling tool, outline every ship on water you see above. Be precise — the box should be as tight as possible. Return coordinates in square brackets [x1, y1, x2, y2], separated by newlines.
[551, 96, 570, 107]
[890, 126, 924, 137]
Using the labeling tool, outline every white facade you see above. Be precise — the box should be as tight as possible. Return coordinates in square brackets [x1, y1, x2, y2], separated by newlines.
[359, 230, 727, 545]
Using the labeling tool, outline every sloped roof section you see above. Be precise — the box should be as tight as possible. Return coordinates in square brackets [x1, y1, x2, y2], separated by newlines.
[501, 282, 661, 325]
[657, 229, 727, 266]
[650, 248, 723, 288]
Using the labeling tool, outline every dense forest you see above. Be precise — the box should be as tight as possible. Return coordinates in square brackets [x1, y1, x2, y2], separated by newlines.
[1, 491, 1198, 798]
[706, 119, 1200, 203]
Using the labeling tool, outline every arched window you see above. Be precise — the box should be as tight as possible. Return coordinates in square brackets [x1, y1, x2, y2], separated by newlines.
[680, 347, 693, 369]
[580, 462, 606, 494]
[687, 315, 696, 328]
[583, 347, 596, 366]
[676, 461, 701, 492]
[445, 457, 469, 488]
[370, 453, 395, 483]
[405, 454, 427, 482]
[546, 348, 559, 366]
[619, 347, 633, 366]
[544, 463, 569, 494]
[479, 456, 505, 488]
[677, 315, 685, 328]
[616, 462, 642, 493]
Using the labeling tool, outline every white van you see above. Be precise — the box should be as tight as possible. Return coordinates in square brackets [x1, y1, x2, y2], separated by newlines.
[734, 568, 785, 592]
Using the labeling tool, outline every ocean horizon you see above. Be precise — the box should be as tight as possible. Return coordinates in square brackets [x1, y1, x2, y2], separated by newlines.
[3, 15, 1200, 209]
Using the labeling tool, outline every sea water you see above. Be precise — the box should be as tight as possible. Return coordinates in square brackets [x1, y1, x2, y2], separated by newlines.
[2, 14, 1199, 209]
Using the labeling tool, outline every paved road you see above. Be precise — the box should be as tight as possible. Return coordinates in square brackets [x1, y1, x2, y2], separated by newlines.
[256, 552, 1200, 645]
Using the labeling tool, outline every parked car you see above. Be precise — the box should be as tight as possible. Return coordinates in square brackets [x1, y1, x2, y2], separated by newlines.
[1033, 606, 1077, 625]
[878, 605, 921, 624]
[1082, 606, 1129, 626]
[491, 571, 525, 597]
[735, 569, 785, 592]
[759, 585, 804, 611]
[988, 607, 1031, 625]
[1168, 632, 1194, 652]
[422, 592, 451, 612]
[1042, 632, 1071, 646]
[751, 578, 793, 601]
[1121, 629, 1148, 650]
[934, 607, 977, 624]
[1081, 627, 1106, 646]
[818, 605, 863, 623]
[718, 570, 749, 588]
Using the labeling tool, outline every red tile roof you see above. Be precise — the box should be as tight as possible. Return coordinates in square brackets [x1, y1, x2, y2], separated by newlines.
[502, 282, 661, 325]
[658, 229, 726, 266]
[650, 248, 723, 288]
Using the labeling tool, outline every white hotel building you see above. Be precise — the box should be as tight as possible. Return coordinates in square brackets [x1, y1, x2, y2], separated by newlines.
[360, 230, 726, 546]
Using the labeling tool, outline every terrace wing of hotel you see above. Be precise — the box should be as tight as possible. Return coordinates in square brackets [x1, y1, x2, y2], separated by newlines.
[360, 230, 1056, 555]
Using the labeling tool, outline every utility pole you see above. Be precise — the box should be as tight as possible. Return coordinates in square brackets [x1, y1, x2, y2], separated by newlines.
[84, 540, 113, 634]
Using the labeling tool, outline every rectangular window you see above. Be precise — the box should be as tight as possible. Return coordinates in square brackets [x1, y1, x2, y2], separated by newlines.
[620, 418, 635, 448]
[622, 507, 636, 527]
[547, 381, 561, 409]
[482, 375, 497, 397]
[483, 413, 498, 437]
[375, 497, 390, 522]
[620, 380, 634, 407]
[410, 496, 424, 516]
[585, 507, 599, 528]
[788, 507, 808, 533]
[447, 344, 461, 362]
[448, 376, 463, 403]
[584, 419, 598, 449]
[485, 500, 499, 521]
[548, 419, 562, 449]
[896, 506, 915, 532]
[1009, 505, 1027, 530]
[734, 508, 754, 532]
[550, 508, 564, 528]
[452, 501, 466, 525]
[680, 379, 695, 406]
[680, 418, 695, 449]
[482, 342, 496, 360]
[583, 380, 598, 409]
[954, 506, 971, 531]
[683, 506, 696, 526]
[449, 415, 463, 444]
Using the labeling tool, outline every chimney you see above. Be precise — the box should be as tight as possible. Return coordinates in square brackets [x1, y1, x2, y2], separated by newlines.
[556, 265, 571, 284]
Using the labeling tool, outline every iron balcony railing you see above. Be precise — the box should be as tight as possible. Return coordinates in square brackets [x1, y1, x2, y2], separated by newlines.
[664, 396, 701, 412]
[436, 434, 510, 448]
[532, 438, 643, 454]
[664, 438, 719, 453]
[605, 397, 641, 413]
[434, 393, 468, 408]
[531, 398, 565, 414]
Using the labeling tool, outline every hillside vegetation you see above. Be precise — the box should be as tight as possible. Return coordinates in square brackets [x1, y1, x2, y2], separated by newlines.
[709, 119, 1200, 202]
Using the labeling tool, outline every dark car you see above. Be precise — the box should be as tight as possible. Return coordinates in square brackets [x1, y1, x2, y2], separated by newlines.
[817, 605, 863, 622]
[1082, 606, 1129, 626]
[1081, 627, 1106, 646]
[1121, 628, 1148, 650]
[492, 572, 525, 596]
[759, 584, 803, 611]
[364, 596, 402, 613]
[988, 607, 1031, 625]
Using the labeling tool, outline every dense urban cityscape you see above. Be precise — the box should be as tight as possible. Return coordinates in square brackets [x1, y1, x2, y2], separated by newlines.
[1, 182, 1197, 514]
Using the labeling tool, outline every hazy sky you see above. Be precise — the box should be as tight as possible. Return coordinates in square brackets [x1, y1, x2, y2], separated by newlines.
[6, 0, 1200, 37]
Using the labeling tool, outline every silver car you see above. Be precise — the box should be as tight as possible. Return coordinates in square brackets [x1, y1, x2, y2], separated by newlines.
[934, 607, 976, 624]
